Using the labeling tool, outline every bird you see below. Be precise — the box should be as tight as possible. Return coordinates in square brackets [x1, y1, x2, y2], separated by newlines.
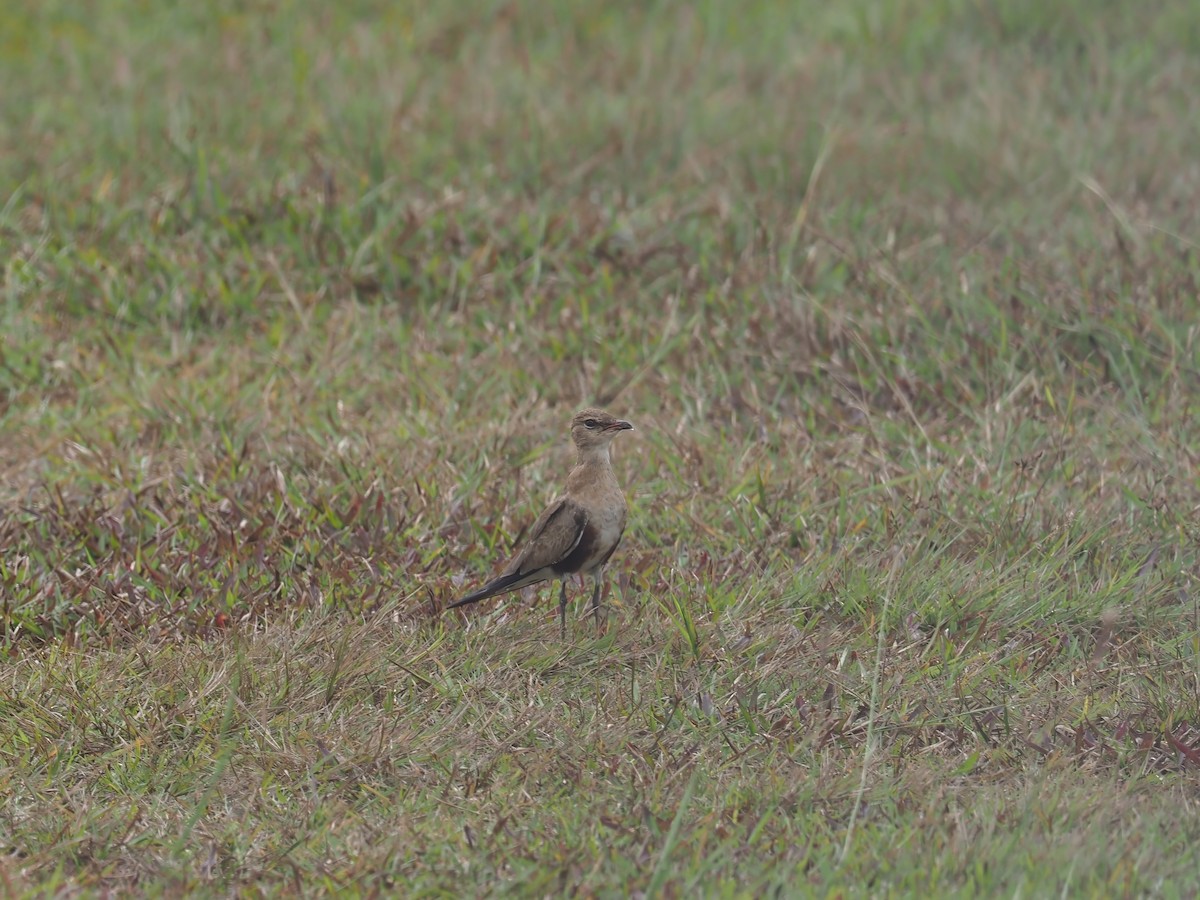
[447, 407, 633, 637]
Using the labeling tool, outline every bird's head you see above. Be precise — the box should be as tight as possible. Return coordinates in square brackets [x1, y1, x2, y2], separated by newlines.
[570, 407, 634, 453]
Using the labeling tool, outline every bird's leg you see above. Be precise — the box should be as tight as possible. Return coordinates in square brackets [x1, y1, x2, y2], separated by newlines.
[591, 572, 604, 633]
[559, 580, 568, 639]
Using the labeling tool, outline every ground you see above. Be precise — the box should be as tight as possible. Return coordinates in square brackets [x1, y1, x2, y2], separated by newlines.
[3, 0, 1200, 896]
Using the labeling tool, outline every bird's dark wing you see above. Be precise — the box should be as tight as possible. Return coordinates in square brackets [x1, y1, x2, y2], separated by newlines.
[447, 498, 588, 609]
[507, 497, 588, 575]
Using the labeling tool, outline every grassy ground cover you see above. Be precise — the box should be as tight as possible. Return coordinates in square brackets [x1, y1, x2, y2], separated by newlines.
[3, 0, 1200, 895]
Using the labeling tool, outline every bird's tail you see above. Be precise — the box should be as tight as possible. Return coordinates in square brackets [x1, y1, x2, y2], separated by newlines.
[446, 571, 531, 609]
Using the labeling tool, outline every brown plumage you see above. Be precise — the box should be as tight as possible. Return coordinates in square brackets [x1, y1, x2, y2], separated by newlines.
[448, 408, 633, 636]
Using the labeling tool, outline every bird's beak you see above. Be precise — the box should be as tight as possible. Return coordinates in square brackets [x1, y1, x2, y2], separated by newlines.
[608, 420, 634, 432]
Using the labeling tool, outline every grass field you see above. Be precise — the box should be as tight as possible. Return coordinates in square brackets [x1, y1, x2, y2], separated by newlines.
[4, 0, 1200, 895]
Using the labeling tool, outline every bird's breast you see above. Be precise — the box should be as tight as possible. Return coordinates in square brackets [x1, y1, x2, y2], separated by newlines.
[590, 503, 626, 553]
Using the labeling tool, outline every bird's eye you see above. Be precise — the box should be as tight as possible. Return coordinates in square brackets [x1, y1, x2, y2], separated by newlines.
[584, 418, 600, 429]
